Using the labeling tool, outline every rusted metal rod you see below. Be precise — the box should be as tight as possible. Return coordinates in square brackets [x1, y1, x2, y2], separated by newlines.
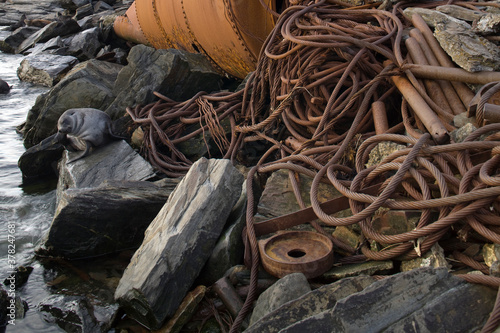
[409, 28, 466, 116]
[213, 276, 244, 318]
[405, 37, 456, 115]
[410, 13, 475, 106]
[483, 103, 500, 124]
[403, 64, 500, 85]
[372, 101, 389, 135]
[391, 74, 449, 144]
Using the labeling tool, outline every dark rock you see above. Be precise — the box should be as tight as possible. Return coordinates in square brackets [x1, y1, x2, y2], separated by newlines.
[74, 3, 94, 20]
[114, 158, 244, 330]
[65, 27, 102, 60]
[22, 59, 123, 148]
[3, 266, 34, 290]
[249, 273, 311, 326]
[18, 133, 65, 183]
[59, 0, 91, 11]
[42, 178, 178, 259]
[246, 276, 376, 333]
[16, 18, 81, 54]
[38, 294, 118, 333]
[280, 268, 495, 332]
[105, 44, 226, 119]
[0, 79, 11, 94]
[0, 26, 40, 53]
[17, 53, 79, 86]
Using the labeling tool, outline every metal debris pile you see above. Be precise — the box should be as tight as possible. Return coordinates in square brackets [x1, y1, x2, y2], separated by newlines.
[126, 1, 500, 331]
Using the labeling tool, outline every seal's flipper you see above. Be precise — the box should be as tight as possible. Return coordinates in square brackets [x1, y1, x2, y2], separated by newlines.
[67, 141, 92, 163]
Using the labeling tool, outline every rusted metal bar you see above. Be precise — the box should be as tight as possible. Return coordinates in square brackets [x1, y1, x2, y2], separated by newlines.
[403, 64, 500, 85]
[410, 13, 475, 107]
[391, 74, 449, 144]
[253, 183, 381, 237]
[113, 2, 150, 46]
[372, 101, 389, 135]
[408, 28, 466, 115]
[213, 276, 244, 318]
[405, 37, 456, 115]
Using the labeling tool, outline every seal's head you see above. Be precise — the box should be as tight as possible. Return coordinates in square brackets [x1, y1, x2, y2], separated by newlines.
[57, 116, 73, 134]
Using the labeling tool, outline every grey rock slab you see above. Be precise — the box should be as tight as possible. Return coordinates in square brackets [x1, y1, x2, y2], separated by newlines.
[249, 273, 311, 326]
[22, 59, 123, 147]
[42, 178, 179, 259]
[17, 53, 79, 87]
[57, 140, 155, 193]
[280, 267, 496, 333]
[246, 276, 376, 333]
[114, 158, 244, 330]
[65, 27, 102, 61]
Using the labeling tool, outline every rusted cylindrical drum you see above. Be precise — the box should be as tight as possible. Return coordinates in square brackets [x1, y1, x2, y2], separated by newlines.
[113, 2, 150, 46]
[114, 0, 276, 78]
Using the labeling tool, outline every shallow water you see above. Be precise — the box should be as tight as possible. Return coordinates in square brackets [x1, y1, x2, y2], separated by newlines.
[0, 35, 63, 331]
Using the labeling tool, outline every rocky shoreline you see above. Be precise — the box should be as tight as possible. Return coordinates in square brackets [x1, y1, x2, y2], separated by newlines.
[1, 0, 500, 332]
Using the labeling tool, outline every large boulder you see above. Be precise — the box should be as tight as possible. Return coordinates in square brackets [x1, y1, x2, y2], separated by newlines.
[246, 275, 376, 333]
[17, 53, 79, 86]
[278, 268, 495, 332]
[104, 44, 226, 119]
[114, 158, 244, 329]
[21, 59, 123, 148]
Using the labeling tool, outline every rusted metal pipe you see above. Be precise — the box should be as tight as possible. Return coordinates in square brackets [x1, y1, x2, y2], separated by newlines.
[391, 74, 449, 144]
[113, 2, 150, 46]
[405, 37, 456, 115]
[372, 101, 389, 135]
[402, 64, 500, 85]
[408, 28, 466, 115]
[483, 103, 500, 124]
[410, 13, 475, 106]
[213, 276, 244, 318]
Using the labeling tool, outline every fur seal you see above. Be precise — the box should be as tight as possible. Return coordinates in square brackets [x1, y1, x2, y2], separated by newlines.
[55, 108, 123, 163]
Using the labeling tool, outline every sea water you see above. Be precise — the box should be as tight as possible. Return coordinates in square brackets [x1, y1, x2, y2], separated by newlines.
[0, 32, 62, 331]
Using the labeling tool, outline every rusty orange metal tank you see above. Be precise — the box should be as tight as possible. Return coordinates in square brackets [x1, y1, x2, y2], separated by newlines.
[113, 0, 276, 79]
[113, 2, 150, 46]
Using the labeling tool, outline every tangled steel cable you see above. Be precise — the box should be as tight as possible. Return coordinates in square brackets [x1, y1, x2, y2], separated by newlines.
[126, 0, 500, 331]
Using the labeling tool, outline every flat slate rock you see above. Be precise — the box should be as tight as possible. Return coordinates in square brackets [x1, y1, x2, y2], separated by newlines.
[280, 268, 495, 333]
